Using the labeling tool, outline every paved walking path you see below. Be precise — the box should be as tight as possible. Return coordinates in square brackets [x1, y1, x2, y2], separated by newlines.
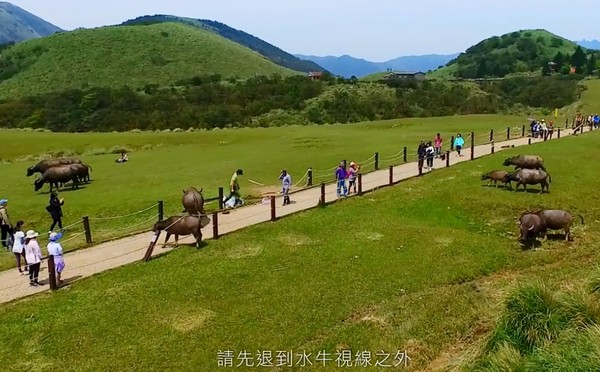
[0, 126, 592, 304]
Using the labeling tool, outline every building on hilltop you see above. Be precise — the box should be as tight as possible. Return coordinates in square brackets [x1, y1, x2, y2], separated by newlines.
[382, 71, 426, 81]
[306, 71, 323, 80]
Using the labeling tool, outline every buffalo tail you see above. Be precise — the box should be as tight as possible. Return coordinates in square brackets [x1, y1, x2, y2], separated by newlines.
[578, 214, 585, 225]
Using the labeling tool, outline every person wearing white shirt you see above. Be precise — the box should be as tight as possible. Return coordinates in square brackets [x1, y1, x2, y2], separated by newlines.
[47, 232, 66, 283]
[11, 221, 27, 275]
[24, 230, 43, 286]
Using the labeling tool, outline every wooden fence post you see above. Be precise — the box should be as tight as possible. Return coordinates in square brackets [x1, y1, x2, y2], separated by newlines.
[490, 129, 494, 142]
[450, 136, 455, 151]
[374, 152, 379, 170]
[358, 173, 363, 195]
[445, 151, 450, 167]
[82, 216, 92, 244]
[218, 187, 224, 210]
[558, 128, 561, 139]
[491, 140, 495, 154]
[143, 230, 161, 262]
[506, 126, 510, 140]
[47, 255, 57, 290]
[212, 212, 219, 239]
[157, 200, 163, 221]
[470, 132, 474, 160]
[388, 165, 393, 185]
[270, 196, 276, 222]
[528, 138, 532, 145]
[307, 168, 313, 186]
[521, 125, 525, 137]
[403, 147, 407, 163]
[319, 183, 325, 205]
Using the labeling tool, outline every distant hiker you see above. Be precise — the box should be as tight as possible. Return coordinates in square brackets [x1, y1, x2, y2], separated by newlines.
[24, 230, 43, 287]
[540, 119, 547, 139]
[223, 169, 243, 209]
[47, 192, 65, 232]
[347, 162, 360, 194]
[547, 121, 554, 140]
[335, 162, 347, 198]
[279, 169, 291, 206]
[47, 232, 66, 284]
[0, 199, 13, 250]
[574, 113, 583, 134]
[115, 152, 128, 163]
[453, 134, 465, 157]
[425, 142, 435, 170]
[417, 141, 426, 174]
[12, 221, 27, 275]
[434, 133, 443, 158]
[594, 114, 599, 129]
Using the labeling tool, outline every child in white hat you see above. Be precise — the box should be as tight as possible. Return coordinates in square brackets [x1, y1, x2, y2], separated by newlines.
[47, 232, 65, 284]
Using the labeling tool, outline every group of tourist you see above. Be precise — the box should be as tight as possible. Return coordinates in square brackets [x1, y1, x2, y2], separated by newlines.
[0, 195, 67, 287]
[530, 119, 555, 140]
[334, 161, 361, 198]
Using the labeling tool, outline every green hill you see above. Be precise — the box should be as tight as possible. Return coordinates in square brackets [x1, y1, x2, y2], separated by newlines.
[430, 29, 587, 79]
[0, 22, 297, 98]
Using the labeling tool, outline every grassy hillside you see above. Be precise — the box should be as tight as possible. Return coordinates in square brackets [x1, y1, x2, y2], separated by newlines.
[0, 22, 297, 98]
[0, 131, 599, 370]
[431, 29, 585, 79]
[121, 15, 326, 74]
[0, 2, 62, 44]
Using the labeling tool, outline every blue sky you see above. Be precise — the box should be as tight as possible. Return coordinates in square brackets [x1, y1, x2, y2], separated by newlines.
[9, 0, 599, 61]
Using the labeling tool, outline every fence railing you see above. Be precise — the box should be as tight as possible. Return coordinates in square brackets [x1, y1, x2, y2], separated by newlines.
[40, 122, 597, 289]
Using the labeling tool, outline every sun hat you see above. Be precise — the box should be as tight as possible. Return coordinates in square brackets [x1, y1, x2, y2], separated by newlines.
[26, 230, 39, 239]
[350, 161, 356, 166]
[49, 232, 61, 242]
[0, 199, 7, 206]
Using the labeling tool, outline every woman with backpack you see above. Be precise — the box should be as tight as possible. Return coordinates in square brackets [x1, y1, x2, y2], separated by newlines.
[47, 192, 65, 232]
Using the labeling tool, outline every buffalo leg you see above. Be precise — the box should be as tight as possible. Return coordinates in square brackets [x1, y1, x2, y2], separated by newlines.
[163, 232, 171, 247]
[174, 235, 179, 247]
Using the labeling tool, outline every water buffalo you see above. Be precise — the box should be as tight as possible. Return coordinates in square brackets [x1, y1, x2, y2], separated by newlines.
[153, 215, 210, 249]
[506, 169, 551, 193]
[518, 213, 545, 242]
[34, 165, 80, 192]
[527, 209, 584, 241]
[481, 170, 511, 188]
[182, 187, 204, 216]
[503, 155, 546, 171]
[26, 158, 82, 177]
[71, 163, 92, 183]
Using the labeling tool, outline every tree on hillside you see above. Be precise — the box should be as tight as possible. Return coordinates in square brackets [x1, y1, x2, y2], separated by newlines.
[541, 61, 552, 76]
[586, 54, 597, 75]
[570, 46, 587, 73]
[552, 52, 565, 70]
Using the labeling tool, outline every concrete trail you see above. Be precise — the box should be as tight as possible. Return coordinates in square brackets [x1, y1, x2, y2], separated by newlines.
[0, 126, 591, 304]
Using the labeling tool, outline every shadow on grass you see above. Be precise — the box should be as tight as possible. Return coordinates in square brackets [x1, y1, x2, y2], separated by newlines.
[38, 186, 88, 195]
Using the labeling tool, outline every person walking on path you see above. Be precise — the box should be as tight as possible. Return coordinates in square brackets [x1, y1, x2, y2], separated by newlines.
[425, 142, 435, 171]
[223, 169, 243, 208]
[434, 133, 443, 158]
[335, 162, 347, 198]
[594, 114, 599, 129]
[417, 141, 426, 175]
[47, 193, 65, 233]
[547, 121, 554, 140]
[540, 119, 548, 140]
[12, 221, 27, 275]
[453, 134, 465, 157]
[47, 232, 66, 284]
[279, 169, 292, 206]
[0, 199, 13, 250]
[24, 230, 43, 287]
[347, 162, 360, 194]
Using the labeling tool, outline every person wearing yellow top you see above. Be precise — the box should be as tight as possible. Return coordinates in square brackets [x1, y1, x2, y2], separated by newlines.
[224, 169, 243, 207]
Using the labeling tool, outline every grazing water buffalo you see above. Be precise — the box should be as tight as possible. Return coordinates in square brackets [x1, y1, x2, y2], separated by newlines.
[506, 169, 551, 193]
[481, 170, 511, 188]
[527, 209, 584, 241]
[153, 215, 210, 248]
[518, 213, 545, 242]
[26, 158, 82, 177]
[71, 163, 92, 183]
[34, 165, 80, 192]
[182, 187, 204, 216]
[503, 155, 546, 171]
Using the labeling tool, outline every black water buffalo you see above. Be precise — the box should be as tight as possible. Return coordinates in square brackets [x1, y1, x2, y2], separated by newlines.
[481, 170, 511, 188]
[71, 163, 92, 183]
[506, 169, 551, 193]
[34, 165, 80, 192]
[503, 155, 546, 171]
[153, 215, 210, 249]
[518, 213, 545, 242]
[523, 209, 584, 241]
[26, 158, 82, 177]
[182, 187, 204, 216]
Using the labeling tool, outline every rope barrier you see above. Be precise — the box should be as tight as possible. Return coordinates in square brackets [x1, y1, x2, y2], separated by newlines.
[88, 203, 158, 221]
[94, 214, 160, 234]
[59, 231, 86, 244]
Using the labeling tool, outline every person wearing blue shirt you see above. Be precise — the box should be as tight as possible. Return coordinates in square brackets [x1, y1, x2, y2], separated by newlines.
[278, 169, 292, 206]
[594, 114, 599, 129]
[453, 134, 465, 157]
[335, 162, 347, 198]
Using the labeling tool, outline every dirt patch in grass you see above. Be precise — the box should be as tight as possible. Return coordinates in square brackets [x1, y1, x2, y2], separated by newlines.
[277, 233, 313, 247]
[226, 244, 263, 259]
[169, 309, 216, 333]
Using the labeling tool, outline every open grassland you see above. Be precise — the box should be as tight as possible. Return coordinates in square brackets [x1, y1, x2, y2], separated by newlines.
[580, 78, 600, 113]
[0, 22, 295, 99]
[0, 132, 599, 371]
[0, 115, 526, 271]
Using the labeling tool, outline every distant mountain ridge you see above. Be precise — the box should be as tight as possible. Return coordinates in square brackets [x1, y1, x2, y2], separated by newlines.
[294, 53, 459, 78]
[577, 39, 600, 50]
[121, 15, 326, 73]
[0, 1, 62, 44]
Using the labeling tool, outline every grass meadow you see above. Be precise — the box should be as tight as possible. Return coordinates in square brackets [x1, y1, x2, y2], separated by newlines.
[0, 131, 598, 371]
[0, 114, 527, 271]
